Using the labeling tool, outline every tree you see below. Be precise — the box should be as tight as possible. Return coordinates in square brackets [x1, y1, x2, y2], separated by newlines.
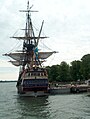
[81, 54, 90, 80]
[46, 65, 59, 82]
[58, 61, 71, 82]
[70, 60, 82, 81]
[46, 54, 90, 82]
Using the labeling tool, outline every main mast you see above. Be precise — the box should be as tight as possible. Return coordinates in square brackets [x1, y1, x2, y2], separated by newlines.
[12, 1, 45, 70]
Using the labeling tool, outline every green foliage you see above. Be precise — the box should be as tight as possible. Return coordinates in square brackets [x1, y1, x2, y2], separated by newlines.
[58, 61, 71, 82]
[46, 65, 59, 82]
[70, 60, 83, 81]
[46, 54, 90, 82]
[81, 54, 90, 80]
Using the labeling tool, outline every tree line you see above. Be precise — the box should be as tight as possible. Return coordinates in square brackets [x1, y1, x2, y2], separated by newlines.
[46, 54, 90, 82]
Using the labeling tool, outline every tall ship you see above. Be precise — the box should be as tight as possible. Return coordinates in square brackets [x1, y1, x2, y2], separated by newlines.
[4, 1, 56, 97]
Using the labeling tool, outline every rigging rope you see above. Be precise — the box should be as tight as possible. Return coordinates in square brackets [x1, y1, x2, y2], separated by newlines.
[7, 40, 22, 53]
[40, 40, 53, 51]
[48, 54, 56, 66]
[12, 29, 20, 36]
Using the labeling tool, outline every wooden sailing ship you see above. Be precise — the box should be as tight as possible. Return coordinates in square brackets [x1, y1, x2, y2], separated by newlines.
[4, 1, 56, 96]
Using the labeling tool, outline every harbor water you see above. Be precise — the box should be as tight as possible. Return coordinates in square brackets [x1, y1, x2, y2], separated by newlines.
[0, 82, 90, 119]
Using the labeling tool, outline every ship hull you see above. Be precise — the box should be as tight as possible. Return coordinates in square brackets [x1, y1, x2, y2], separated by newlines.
[17, 85, 49, 97]
[16, 74, 49, 97]
[17, 90, 49, 97]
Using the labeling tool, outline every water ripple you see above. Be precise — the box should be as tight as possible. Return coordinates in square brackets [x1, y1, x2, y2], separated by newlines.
[0, 83, 90, 119]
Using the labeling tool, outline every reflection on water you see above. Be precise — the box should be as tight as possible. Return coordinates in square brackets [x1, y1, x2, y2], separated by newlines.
[16, 96, 50, 119]
[87, 94, 90, 97]
[16, 94, 90, 119]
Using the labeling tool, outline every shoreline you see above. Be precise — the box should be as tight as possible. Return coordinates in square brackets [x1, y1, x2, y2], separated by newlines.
[0, 80, 17, 83]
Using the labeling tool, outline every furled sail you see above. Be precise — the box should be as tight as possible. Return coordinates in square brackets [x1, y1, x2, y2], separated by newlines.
[9, 60, 45, 66]
[38, 51, 56, 59]
[4, 53, 25, 61]
[9, 61, 22, 66]
[4, 51, 56, 61]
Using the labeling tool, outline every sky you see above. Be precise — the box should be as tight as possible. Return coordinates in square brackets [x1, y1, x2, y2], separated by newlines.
[0, 0, 90, 80]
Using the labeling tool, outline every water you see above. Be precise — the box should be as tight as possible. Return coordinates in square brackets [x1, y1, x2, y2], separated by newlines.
[0, 82, 90, 119]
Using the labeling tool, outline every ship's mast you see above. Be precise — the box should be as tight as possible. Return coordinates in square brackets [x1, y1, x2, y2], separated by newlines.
[18, 1, 37, 69]
[3, 1, 57, 68]
[20, 1, 37, 50]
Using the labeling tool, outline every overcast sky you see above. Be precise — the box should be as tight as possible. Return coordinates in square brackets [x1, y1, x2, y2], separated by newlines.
[0, 0, 90, 80]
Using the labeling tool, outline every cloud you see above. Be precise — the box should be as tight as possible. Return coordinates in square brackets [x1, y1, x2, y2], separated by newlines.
[0, 0, 90, 79]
